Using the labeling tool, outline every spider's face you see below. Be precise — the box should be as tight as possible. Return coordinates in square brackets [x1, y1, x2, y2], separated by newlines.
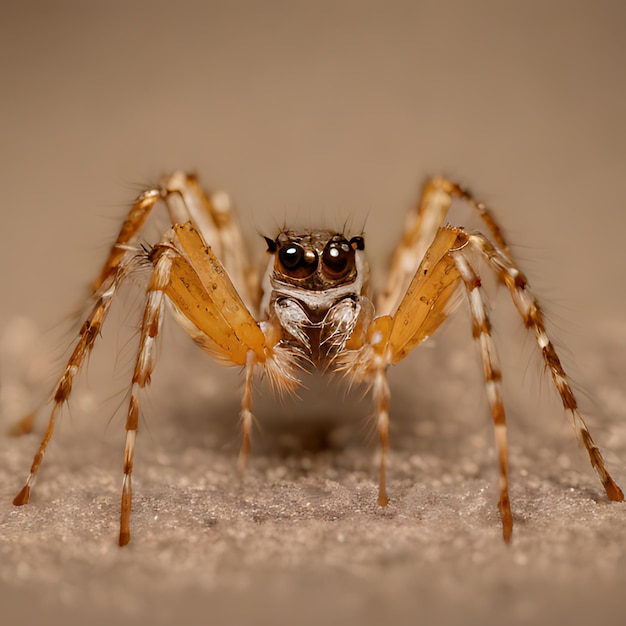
[261, 230, 371, 363]
[265, 230, 365, 291]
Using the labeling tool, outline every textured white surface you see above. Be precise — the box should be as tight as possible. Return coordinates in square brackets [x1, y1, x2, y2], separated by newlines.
[1, 317, 625, 626]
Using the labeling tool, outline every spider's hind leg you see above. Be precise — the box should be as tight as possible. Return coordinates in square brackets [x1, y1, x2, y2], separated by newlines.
[12, 271, 123, 506]
[452, 249, 513, 542]
[468, 232, 624, 503]
[119, 221, 271, 545]
[12, 181, 167, 500]
[161, 172, 259, 313]
[378, 176, 513, 316]
[95, 171, 257, 310]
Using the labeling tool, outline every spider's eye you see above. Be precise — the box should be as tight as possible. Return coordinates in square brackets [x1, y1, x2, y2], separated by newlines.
[277, 243, 318, 278]
[279, 244, 303, 268]
[321, 239, 355, 279]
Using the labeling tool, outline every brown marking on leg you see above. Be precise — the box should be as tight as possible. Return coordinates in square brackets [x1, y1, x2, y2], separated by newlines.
[439, 178, 512, 256]
[469, 233, 624, 503]
[13, 280, 118, 506]
[163, 172, 258, 310]
[238, 353, 256, 470]
[578, 422, 624, 501]
[373, 368, 391, 507]
[455, 252, 513, 542]
[117, 251, 170, 545]
[378, 178, 454, 314]
[92, 189, 161, 294]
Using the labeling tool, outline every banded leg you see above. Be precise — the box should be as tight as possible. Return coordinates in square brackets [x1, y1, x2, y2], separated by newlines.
[338, 229, 467, 511]
[92, 189, 162, 293]
[162, 172, 258, 311]
[116, 225, 276, 544]
[13, 180, 170, 498]
[119, 245, 172, 546]
[373, 365, 391, 506]
[379, 176, 513, 315]
[386, 226, 515, 539]
[238, 352, 256, 470]
[13, 273, 122, 506]
[453, 252, 513, 542]
[94, 171, 256, 307]
[15, 172, 254, 436]
[468, 233, 624, 502]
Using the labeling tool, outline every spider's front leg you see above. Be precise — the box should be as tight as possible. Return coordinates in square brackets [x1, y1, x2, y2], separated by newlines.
[116, 222, 277, 545]
[364, 223, 622, 543]
[12, 270, 123, 508]
[92, 171, 255, 303]
[343, 228, 467, 510]
[367, 177, 624, 541]
[13, 173, 278, 545]
[466, 232, 624, 504]
[12, 181, 176, 507]
[11, 172, 247, 439]
[354, 227, 514, 539]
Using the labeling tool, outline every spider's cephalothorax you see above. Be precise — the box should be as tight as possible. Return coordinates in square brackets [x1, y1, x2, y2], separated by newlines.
[261, 230, 371, 364]
[12, 171, 624, 546]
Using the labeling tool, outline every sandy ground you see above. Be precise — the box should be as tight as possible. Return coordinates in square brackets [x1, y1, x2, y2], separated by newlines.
[1, 2, 626, 625]
[1, 319, 626, 626]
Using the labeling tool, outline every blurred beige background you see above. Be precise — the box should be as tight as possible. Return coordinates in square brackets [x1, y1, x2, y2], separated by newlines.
[1, 2, 626, 625]
[2, 1, 625, 332]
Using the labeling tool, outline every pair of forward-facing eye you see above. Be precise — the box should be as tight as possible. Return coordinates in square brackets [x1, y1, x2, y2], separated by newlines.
[270, 236, 364, 280]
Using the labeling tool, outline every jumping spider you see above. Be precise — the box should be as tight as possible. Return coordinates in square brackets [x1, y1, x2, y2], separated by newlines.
[12, 172, 624, 545]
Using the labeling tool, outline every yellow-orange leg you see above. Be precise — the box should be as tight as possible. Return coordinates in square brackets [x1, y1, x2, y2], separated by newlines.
[13, 275, 119, 507]
[118, 219, 265, 544]
[94, 171, 253, 300]
[454, 252, 513, 542]
[336, 230, 467, 512]
[238, 353, 256, 470]
[468, 233, 624, 503]
[118, 245, 172, 546]
[378, 176, 513, 316]
[373, 367, 391, 506]
[163, 172, 258, 311]
[117, 224, 275, 544]
[379, 226, 514, 538]
[13, 186, 165, 507]
[92, 189, 161, 293]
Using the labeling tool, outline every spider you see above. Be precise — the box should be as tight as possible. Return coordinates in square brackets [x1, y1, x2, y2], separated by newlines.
[12, 172, 623, 546]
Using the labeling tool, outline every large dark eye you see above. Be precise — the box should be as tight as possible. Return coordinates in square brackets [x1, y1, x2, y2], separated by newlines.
[277, 243, 318, 278]
[321, 239, 355, 279]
